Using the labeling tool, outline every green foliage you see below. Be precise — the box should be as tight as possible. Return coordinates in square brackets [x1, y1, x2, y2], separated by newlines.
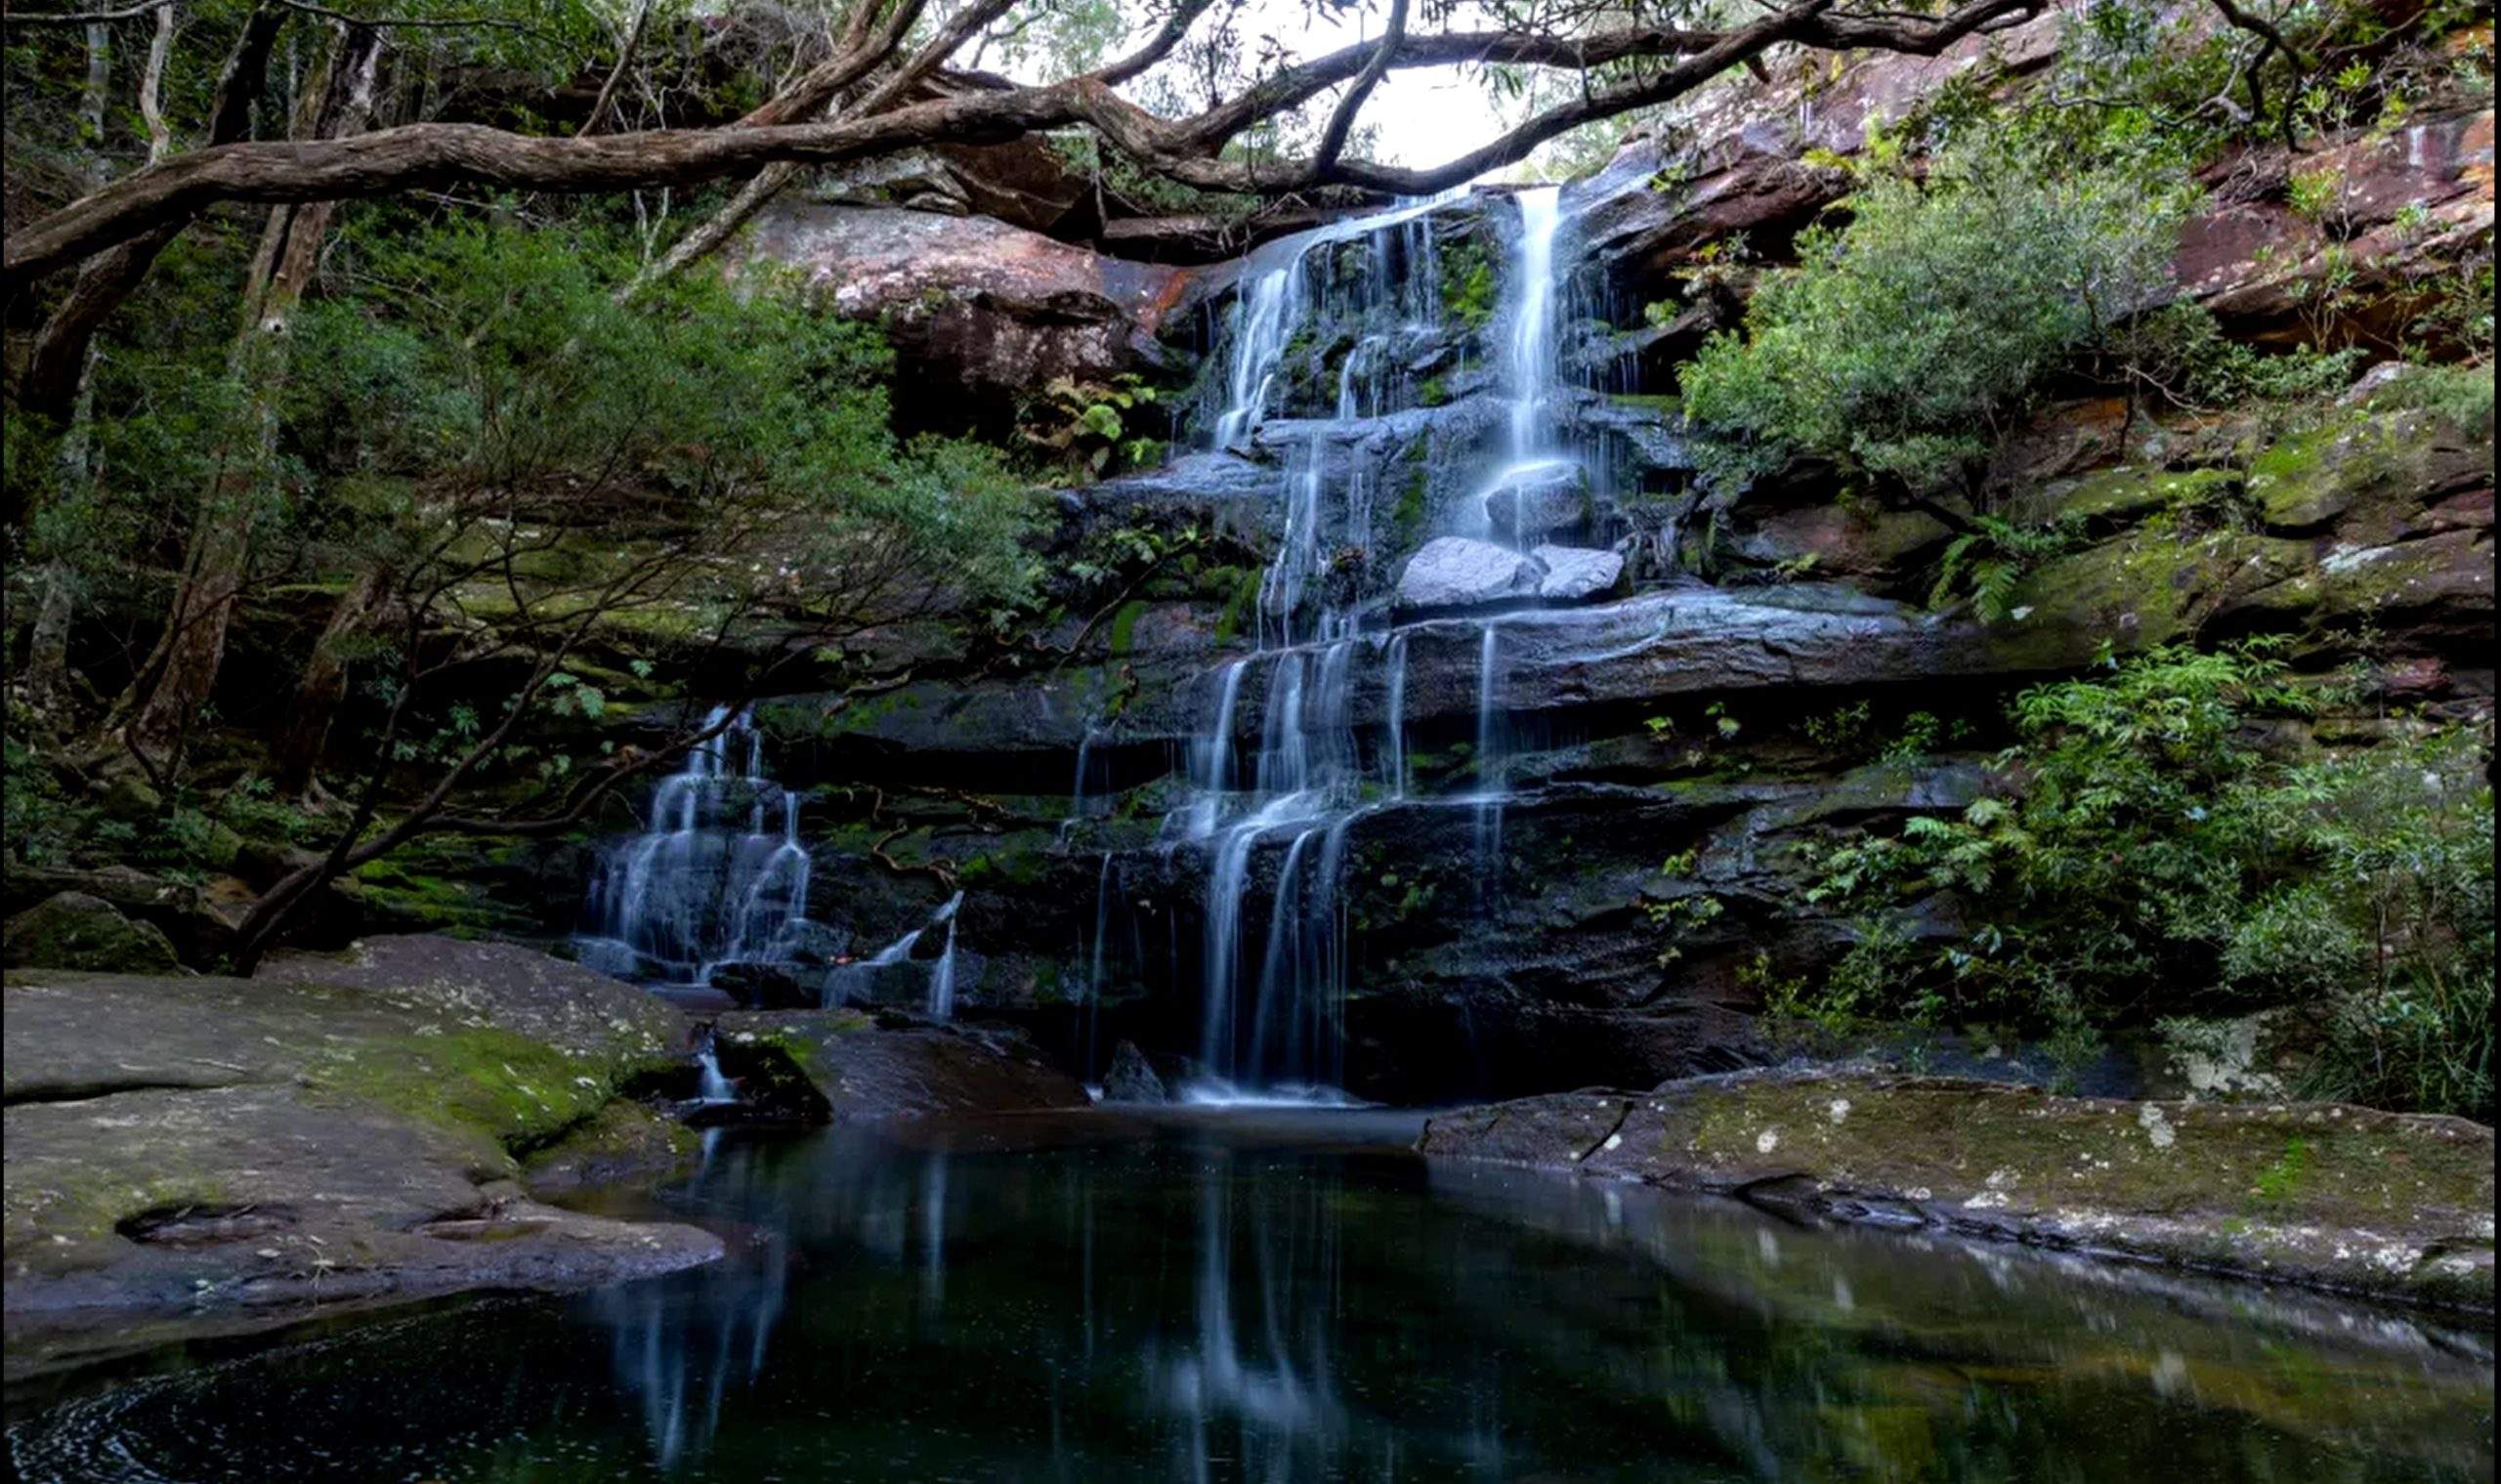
[1023, 373, 1162, 477]
[1929, 515, 2083, 621]
[1802, 641, 2494, 1116]
[1440, 236, 1498, 330]
[1679, 128, 2196, 494]
[2114, 303, 2367, 409]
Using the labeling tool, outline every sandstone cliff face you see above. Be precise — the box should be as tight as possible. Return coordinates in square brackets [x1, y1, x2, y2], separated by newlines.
[736, 200, 1207, 433]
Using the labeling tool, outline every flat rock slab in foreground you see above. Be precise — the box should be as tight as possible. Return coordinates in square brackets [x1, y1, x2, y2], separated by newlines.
[3, 936, 721, 1372]
[1419, 1070, 2495, 1310]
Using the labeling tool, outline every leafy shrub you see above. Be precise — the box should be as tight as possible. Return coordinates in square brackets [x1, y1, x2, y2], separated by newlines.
[1801, 642, 2494, 1116]
[1679, 130, 2196, 495]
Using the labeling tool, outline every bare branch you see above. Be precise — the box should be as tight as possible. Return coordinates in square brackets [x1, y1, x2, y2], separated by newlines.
[1313, 0, 1408, 175]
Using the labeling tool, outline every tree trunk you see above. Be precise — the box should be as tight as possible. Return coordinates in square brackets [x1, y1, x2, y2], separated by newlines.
[19, 4, 286, 422]
[272, 562, 389, 795]
[123, 25, 384, 774]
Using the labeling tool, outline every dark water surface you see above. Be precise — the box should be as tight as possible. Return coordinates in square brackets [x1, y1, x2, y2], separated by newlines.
[8, 1109, 2493, 1482]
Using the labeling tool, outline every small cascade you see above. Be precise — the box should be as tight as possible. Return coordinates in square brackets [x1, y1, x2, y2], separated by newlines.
[1084, 852, 1117, 1074]
[1057, 727, 1102, 846]
[1201, 196, 1451, 450]
[820, 891, 969, 1013]
[694, 1024, 737, 1104]
[576, 706, 816, 992]
[925, 892, 965, 1021]
[1381, 630, 1410, 799]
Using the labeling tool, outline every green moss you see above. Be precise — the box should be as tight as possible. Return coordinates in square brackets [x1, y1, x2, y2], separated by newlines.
[1107, 598, 1149, 657]
[1440, 236, 1497, 330]
[1389, 464, 1430, 554]
[304, 1027, 654, 1156]
[519, 1099, 699, 1194]
[1667, 1080, 2492, 1240]
[1213, 567, 1263, 646]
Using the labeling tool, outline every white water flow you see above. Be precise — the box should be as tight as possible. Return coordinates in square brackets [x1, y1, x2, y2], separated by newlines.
[1473, 621, 1506, 901]
[1505, 188, 1564, 466]
[924, 892, 967, 1021]
[1204, 195, 1451, 452]
[1148, 189, 1587, 1092]
[576, 706, 815, 991]
[694, 1025, 737, 1104]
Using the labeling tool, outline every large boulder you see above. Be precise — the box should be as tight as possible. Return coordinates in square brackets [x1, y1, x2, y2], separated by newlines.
[2, 892, 180, 974]
[1480, 461, 1589, 542]
[738, 203, 1199, 430]
[1100, 1039, 1169, 1103]
[1396, 536, 1547, 611]
[1532, 544, 1626, 602]
[1420, 1069, 2496, 1309]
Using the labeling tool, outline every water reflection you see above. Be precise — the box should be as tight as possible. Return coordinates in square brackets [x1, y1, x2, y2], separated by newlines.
[7, 1110, 2490, 1483]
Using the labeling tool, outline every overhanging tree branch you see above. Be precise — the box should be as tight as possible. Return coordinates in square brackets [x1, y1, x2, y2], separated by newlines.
[5, 0, 2053, 292]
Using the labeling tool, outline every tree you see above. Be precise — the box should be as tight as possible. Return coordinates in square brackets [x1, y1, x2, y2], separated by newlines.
[6, 0, 2113, 298]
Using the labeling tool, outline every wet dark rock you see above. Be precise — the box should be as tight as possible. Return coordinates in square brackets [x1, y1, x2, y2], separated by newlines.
[708, 960, 813, 1010]
[712, 1011, 1089, 1123]
[1420, 1068, 2497, 1310]
[3, 892, 180, 974]
[1100, 1040, 1169, 1103]
[1481, 463, 1590, 542]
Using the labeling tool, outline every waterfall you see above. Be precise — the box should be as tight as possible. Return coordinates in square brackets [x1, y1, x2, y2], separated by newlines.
[575, 705, 815, 993]
[1382, 630, 1410, 799]
[694, 1024, 736, 1104]
[1473, 621, 1507, 903]
[1474, 186, 1598, 549]
[925, 892, 966, 1021]
[1202, 196, 1451, 451]
[1146, 187, 1604, 1094]
[1085, 852, 1116, 1075]
[1505, 187, 1564, 464]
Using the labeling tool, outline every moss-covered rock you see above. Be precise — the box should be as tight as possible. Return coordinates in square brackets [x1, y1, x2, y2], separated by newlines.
[520, 1099, 700, 1197]
[2246, 406, 2443, 530]
[1992, 527, 2310, 664]
[2, 892, 181, 974]
[3, 937, 716, 1356]
[1420, 1069, 2496, 1309]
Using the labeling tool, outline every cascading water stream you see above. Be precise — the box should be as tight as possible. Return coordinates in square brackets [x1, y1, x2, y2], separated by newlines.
[694, 1024, 737, 1104]
[1128, 187, 1593, 1095]
[1505, 188, 1564, 467]
[925, 892, 966, 1021]
[576, 706, 815, 993]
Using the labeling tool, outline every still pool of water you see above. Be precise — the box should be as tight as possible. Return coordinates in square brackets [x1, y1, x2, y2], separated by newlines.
[7, 1109, 2493, 1482]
